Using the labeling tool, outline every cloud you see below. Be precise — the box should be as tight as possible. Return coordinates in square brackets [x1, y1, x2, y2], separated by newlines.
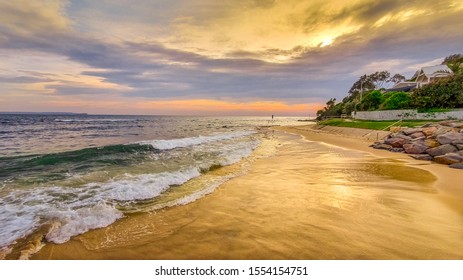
[0, 0, 70, 35]
[1, 0, 463, 115]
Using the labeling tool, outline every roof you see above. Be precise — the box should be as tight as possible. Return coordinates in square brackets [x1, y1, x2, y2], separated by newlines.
[385, 81, 417, 92]
[391, 81, 417, 89]
[419, 64, 452, 78]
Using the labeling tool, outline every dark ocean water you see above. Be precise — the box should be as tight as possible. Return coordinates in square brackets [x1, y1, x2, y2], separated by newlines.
[0, 114, 306, 256]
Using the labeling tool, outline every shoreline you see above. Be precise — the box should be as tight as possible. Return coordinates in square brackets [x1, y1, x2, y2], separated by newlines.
[30, 124, 463, 260]
[277, 124, 463, 199]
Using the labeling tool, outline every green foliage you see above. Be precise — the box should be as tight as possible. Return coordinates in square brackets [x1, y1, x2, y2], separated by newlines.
[358, 90, 384, 111]
[411, 73, 463, 109]
[316, 98, 343, 120]
[318, 55, 463, 120]
[346, 71, 405, 103]
[381, 91, 412, 110]
[318, 119, 435, 130]
[442, 54, 463, 74]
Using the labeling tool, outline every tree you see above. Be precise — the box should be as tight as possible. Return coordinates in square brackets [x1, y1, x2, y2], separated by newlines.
[316, 98, 343, 120]
[411, 73, 463, 109]
[389, 73, 406, 85]
[358, 90, 385, 111]
[324, 98, 336, 111]
[381, 91, 411, 110]
[347, 71, 405, 102]
[370, 71, 391, 89]
[347, 74, 375, 100]
[442, 54, 463, 74]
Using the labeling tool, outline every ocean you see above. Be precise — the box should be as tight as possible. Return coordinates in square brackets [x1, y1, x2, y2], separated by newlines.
[0, 114, 307, 258]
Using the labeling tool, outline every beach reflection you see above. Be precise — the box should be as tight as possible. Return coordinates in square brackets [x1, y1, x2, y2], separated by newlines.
[33, 131, 463, 259]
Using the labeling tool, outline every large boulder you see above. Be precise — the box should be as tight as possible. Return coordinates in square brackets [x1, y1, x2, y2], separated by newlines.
[424, 139, 441, 148]
[389, 133, 412, 140]
[371, 142, 393, 150]
[409, 132, 426, 139]
[447, 122, 463, 129]
[450, 163, 463, 169]
[422, 127, 437, 137]
[384, 137, 409, 148]
[409, 154, 433, 161]
[403, 142, 428, 154]
[437, 132, 463, 145]
[426, 144, 458, 157]
[389, 126, 403, 133]
[433, 153, 463, 165]
[403, 128, 423, 135]
[433, 126, 455, 136]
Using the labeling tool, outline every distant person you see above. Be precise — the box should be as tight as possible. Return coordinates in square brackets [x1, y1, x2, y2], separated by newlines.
[272, 115, 274, 121]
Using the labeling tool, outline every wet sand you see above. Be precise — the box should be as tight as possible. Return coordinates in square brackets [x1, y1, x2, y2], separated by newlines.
[32, 125, 463, 259]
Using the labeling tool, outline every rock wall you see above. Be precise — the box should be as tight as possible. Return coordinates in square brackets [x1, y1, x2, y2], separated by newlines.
[371, 121, 463, 169]
[353, 109, 463, 120]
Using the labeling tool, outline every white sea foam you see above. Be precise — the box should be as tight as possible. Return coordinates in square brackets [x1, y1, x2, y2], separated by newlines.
[0, 129, 260, 255]
[137, 130, 255, 150]
[92, 168, 202, 201]
[45, 203, 123, 244]
[0, 168, 204, 249]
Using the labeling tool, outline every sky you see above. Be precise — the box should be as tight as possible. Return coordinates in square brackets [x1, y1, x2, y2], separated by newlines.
[1, 0, 463, 116]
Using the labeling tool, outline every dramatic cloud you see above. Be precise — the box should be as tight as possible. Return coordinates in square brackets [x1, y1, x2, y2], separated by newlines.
[1, 0, 463, 115]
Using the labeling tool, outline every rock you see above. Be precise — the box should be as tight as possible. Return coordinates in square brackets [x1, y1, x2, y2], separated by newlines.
[426, 144, 458, 157]
[389, 126, 403, 133]
[436, 132, 463, 145]
[422, 127, 437, 136]
[450, 163, 463, 169]
[409, 154, 433, 161]
[389, 133, 412, 140]
[403, 142, 429, 154]
[447, 122, 463, 129]
[371, 143, 393, 150]
[384, 137, 409, 148]
[433, 126, 455, 136]
[456, 144, 463, 150]
[424, 139, 441, 148]
[390, 148, 404, 153]
[403, 128, 423, 135]
[409, 132, 426, 139]
[452, 139, 463, 145]
[439, 121, 456, 127]
[433, 153, 463, 165]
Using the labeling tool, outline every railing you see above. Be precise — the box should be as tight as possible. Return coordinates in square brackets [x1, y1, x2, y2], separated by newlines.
[382, 119, 403, 131]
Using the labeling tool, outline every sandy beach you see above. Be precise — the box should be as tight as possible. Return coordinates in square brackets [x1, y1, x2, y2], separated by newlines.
[31, 124, 463, 260]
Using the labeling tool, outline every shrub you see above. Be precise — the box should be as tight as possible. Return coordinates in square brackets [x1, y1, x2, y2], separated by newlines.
[358, 90, 384, 111]
[381, 91, 411, 110]
[411, 73, 463, 109]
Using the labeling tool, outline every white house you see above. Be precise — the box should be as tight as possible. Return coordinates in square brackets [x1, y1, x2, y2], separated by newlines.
[388, 64, 453, 91]
[414, 64, 453, 88]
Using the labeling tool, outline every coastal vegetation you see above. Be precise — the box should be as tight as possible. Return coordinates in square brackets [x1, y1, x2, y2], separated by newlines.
[317, 54, 463, 120]
[318, 119, 435, 130]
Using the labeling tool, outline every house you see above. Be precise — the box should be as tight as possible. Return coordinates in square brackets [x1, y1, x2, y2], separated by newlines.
[385, 81, 417, 92]
[387, 64, 453, 92]
[414, 64, 453, 88]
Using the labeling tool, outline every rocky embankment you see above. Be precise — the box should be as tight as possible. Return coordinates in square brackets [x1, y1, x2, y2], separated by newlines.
[371, 121, 463, 169]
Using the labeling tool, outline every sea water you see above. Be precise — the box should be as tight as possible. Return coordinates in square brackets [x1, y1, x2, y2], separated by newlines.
[0, 114, 306, 258]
